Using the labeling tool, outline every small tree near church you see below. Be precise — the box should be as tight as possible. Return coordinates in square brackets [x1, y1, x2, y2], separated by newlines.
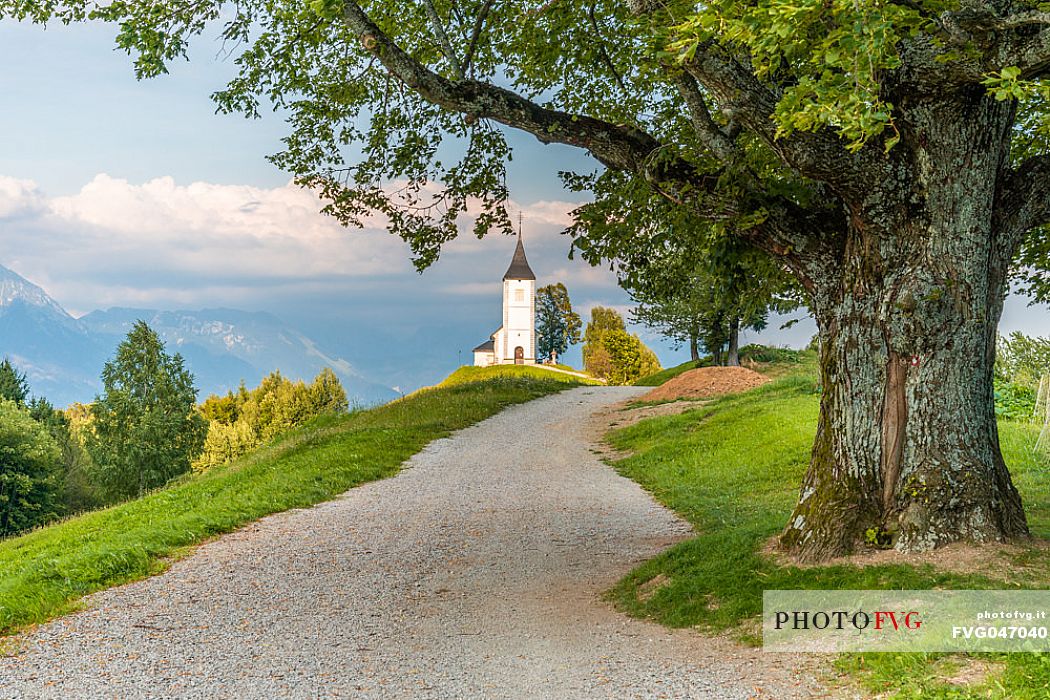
[535, 283, 581, 364]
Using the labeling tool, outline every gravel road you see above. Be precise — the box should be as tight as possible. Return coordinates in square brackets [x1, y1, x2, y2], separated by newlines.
[1, 386, 824, 699]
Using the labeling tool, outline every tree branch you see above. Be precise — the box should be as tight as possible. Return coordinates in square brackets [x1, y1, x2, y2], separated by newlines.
[948, 8, 1050, 33]
[340, 0, 839, 282]
[421, 0, 465, 80]
[683, 47, 881, 195]
[671, 71, 736, 161]
[342, 1, 681, 177]
[995, 154, 1050, 256]
[939, 7, 1050, 78]
[1000, 29, 1050, 78]
[462, 0, 493, 77]
[585, 2, 628, 93]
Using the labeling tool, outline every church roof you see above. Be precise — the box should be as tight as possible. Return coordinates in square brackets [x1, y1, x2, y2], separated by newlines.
[473, 339, 495, 352]
[502, 235, 536, 281]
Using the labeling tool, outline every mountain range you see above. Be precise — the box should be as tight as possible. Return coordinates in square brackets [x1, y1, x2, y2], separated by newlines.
[0, 265, 398, 407]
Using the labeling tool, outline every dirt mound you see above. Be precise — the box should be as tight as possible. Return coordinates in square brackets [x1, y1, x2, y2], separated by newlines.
[641, 366, 770, 402]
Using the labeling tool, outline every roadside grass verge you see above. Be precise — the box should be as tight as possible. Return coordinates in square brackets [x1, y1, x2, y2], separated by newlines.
[440, 364, 601, 387]
[0, 373, 577, 636]
[606, 372, 1049, 698]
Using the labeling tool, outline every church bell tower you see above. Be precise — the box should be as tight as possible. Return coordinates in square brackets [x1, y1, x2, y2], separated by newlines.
[500, 230, 536, 365]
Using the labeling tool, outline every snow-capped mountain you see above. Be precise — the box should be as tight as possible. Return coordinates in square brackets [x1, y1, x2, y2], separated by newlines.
[0, 266, 69, 315]
[0, 265, 397, 407]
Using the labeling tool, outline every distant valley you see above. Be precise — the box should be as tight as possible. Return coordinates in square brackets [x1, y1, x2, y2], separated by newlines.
[0, 265, 398, 407]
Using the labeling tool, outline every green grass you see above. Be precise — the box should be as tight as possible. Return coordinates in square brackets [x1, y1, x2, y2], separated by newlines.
[0, 373, 579, 636]
[633, 360, 701, 386]
[440, 364, 601, 387]
[606, 370, 1049, 698]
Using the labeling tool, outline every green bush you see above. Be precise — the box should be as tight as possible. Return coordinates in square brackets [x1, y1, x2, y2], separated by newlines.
[0, 400, 63, 536]
[601, 330, 661, 385]
[738, 344, 802, 364]
[995, 381, 1037, 420]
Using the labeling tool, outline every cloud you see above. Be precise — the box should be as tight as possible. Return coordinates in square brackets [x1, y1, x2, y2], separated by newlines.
[0, 173, 628, 322]
[0, 176, 46, 219]
[45, 174, 410, 280]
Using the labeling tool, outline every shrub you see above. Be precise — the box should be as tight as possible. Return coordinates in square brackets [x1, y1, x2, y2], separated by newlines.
[995, 381, 1037, 421]
[739, 344, 802, 364]
[601, 330, 662, 385]
[0, 400, 63, 536]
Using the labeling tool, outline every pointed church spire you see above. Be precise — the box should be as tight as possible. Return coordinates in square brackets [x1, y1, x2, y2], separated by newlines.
[502, 218, 536, 281]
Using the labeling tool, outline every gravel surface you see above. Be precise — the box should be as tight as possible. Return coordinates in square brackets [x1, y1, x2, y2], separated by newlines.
[1, 386, 826, 699]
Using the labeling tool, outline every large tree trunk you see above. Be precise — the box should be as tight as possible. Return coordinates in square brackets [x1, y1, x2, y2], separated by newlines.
[726, 318, 740, 367]
[780, 89, 1030, 561]
[689, 325, 700, 363]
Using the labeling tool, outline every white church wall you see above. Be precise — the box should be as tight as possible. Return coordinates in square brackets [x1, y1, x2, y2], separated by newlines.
[502, 278, 535, 362]
[507, 305, 531, 330]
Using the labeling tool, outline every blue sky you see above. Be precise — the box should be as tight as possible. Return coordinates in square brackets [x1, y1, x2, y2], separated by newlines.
[1, 19, 1047, 389]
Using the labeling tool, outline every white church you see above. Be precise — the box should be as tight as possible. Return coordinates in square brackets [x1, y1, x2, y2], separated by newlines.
[472, 233, 537, 366]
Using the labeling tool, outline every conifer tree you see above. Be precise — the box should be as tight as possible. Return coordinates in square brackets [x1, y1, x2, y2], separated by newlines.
[0, 358, 29, 406]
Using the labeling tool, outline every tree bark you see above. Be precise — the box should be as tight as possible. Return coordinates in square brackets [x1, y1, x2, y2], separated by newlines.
[727, 318, 740, 367]
[689, 325, 700, 363]
[780, 88, 1030, 561]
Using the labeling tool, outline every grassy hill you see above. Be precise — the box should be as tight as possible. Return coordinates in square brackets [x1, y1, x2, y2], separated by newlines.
[606, 362, 1049, 698]
[0, 367, 583, 636]
[440, 364, 601, 387]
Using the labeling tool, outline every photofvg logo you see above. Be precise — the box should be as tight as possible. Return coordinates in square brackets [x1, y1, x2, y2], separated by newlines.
[763, 590, 1050, 652]
[773, 609, 922, 633]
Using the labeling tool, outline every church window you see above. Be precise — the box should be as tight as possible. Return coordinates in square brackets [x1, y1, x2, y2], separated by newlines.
[514, 289, 524, 302]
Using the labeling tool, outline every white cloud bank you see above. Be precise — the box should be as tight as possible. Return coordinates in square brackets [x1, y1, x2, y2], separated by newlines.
[0, 173, 624, 317]
[0, 176, 46, 219]
[47, 174, 409, 280]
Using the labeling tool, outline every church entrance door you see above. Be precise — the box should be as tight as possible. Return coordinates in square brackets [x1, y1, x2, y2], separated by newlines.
[514, 346, 524, 364]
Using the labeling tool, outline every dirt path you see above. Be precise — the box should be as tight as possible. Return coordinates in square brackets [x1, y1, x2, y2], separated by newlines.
[0, 386, 826, 699]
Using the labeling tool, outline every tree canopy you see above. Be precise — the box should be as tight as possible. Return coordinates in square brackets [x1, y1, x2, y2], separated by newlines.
[0, 399, 62, 536]
[535, 283, 581, 363]
[88, 321, 207, 500]
[193, 368, 350, 471]
[581, 306, 659, 383]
